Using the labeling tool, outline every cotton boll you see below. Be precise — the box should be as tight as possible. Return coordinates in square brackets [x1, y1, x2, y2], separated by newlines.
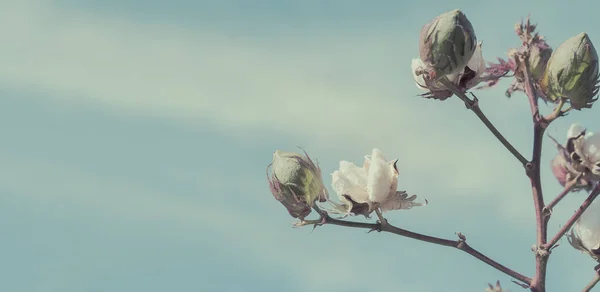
[323, 148, 426, 218]
[366, 148, 394, 204]
[574, 198, 600, 253]
[567, 123, 586, 139]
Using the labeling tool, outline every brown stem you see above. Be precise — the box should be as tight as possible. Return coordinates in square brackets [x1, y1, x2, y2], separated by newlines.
[470, 103, 529, 166]
[544, 184, 600, 250]
[528, 124, 548, 292]
[300, 211, 532, 286]
[439, 79, 529, 166]
[542, 99, 567, 124]
[543, 174, 583, 215]
[521, 60, 549, 292]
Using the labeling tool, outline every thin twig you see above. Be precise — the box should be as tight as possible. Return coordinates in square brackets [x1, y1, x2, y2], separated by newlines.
[375, 208, 387, 225]
[543, 174, 583, 216]
[542, 98, 567, 124]
[439, 79, 529, 166]
[544, 184, 600, 250]
[470, 100, 529, 166]
[300, 208, 532, 286]
[583, 270, 600, 292]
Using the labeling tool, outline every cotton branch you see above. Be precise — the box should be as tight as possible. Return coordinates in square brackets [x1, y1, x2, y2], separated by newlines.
[298, 207, 532, 286]
[268, 11, 600, 292]
[543, 174, 583, 216]
[544, 184, 600, 250]
[439, 79, 529, 167]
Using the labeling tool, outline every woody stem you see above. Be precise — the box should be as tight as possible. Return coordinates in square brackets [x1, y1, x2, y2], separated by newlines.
[439, 78, 528, 166]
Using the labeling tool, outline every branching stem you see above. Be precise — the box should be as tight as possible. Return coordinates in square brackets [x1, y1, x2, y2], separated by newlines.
[543, 174, 583, 216]
[544, 184, 600, 250]
[299, 207, 532, 286]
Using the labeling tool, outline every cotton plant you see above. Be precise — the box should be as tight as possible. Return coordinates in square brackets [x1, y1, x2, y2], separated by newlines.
[266, 9, 600, 292]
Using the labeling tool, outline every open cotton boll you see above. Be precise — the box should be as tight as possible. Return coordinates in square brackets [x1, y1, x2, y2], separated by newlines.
[324, 148, 426, 217]
[327, 161, 372, 217]
[548, 123, 600, 190]
[338, 161, 368, 192]
[331, 163, 369, 204]
[366, 148, 397, 204]
[575, 198, 600, 252]
[567, 123, 586, 139]
[582, 133, 600, 165]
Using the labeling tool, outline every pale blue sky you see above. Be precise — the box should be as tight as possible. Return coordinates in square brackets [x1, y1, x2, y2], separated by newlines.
[2, 0, 600, 291]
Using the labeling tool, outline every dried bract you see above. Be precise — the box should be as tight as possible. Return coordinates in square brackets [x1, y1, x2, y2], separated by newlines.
[477, 18, 553, 102]
[485, 281, 510, 292]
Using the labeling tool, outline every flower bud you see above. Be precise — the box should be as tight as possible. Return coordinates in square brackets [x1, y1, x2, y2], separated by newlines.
[540, 33, 600, 109]
[267, 150, 328, 220]
[419, 9, 477, 81]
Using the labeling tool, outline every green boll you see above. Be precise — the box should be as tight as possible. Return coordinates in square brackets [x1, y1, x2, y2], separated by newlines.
[267, 150, 327, 219]
[419, 9, 477, 81]
[541, 32, 600, 109]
